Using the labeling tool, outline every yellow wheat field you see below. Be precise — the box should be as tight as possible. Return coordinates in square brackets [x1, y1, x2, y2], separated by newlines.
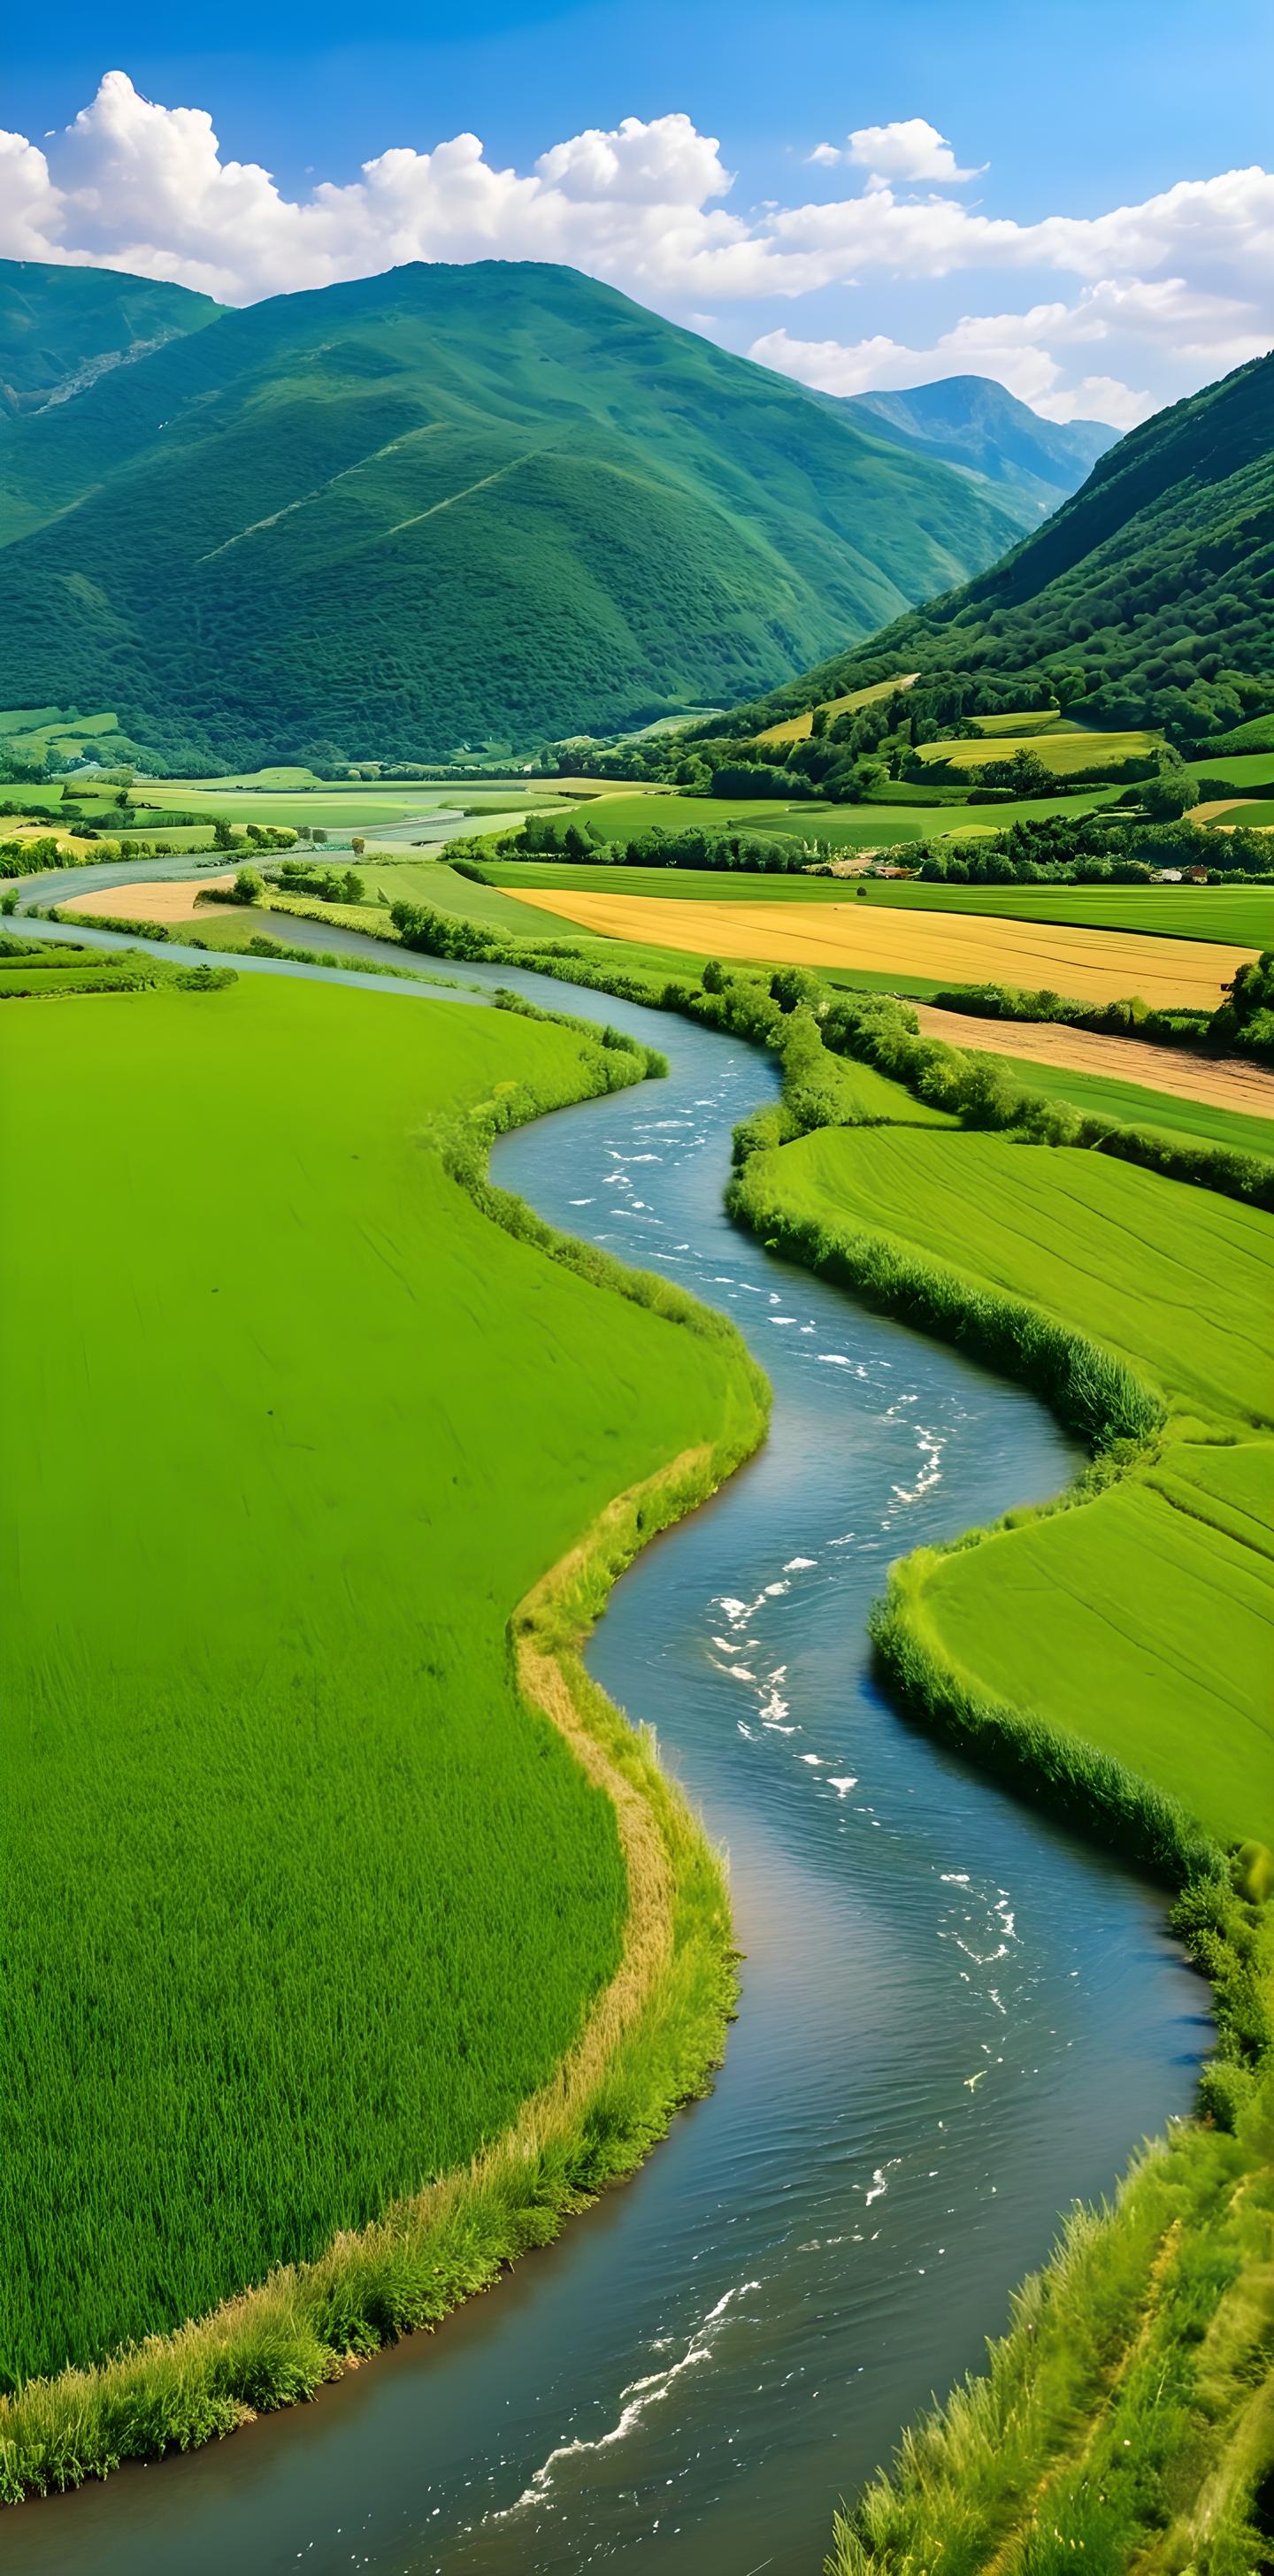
[510, 886, 1255, 1009]
[59, 875, 236, 923]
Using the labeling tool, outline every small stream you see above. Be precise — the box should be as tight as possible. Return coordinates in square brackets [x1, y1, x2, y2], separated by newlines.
[7, 924, 1205, 2576]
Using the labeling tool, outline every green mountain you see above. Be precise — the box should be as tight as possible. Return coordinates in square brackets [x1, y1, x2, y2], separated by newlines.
[0, 258, 1022, 769]
[0, 258, 224, 419]
[839, 376, 1113, 529]
[713, 351, 1274, 745]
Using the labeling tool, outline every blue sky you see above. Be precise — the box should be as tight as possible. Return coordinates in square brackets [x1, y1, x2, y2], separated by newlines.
[4, 0, 1270, 426]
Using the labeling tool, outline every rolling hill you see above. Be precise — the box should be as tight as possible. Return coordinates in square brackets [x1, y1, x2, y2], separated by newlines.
[0, 258, 224, 419]
[840, 376, 1113, 528]
[0, 259, 1022, 770]
[711, 350, 1274, 746]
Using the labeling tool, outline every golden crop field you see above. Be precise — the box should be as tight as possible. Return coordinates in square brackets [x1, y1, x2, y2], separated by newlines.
[510, 886, 1254, 1008]
[60, 875, 236, 922]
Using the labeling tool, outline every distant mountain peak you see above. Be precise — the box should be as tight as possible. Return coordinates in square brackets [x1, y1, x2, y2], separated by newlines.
[839, 374, 1116, 528]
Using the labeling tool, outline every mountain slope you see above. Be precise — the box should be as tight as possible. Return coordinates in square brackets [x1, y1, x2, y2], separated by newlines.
[0, 259, 1022, 768]
[0, 258, 224, 419]
[710, 351, 1274, 743]
[840, 377, 1113, 527]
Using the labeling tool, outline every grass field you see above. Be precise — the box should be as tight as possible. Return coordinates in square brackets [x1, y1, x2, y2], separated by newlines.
[844, 878, 1274, 947]
[566, 788, 1120, 847]
[756, 1119, 1274, 1844]
[137, 783, 562, 832]
[1211, 801, 1274, 830]
[503, 886, 1254, 1008]
[917, 725, 1157, 773]
[1, 973, 753, 2388]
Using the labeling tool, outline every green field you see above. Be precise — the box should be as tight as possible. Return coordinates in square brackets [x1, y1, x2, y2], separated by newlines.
[917, 725, 1156, 773]
[844, 878, 1274, 946]
[139, 782, 562, 832]
[752, 1120, 1274, 1844]
[349, 856, 568, 938]
[1212, 802, 1274, 830]
[1, 972, 751, 2387]
[568, 788, 1119, 848]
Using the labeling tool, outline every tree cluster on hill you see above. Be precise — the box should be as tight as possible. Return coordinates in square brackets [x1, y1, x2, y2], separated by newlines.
[887, 811, 1273, 884]
[507, 815, 814, 872]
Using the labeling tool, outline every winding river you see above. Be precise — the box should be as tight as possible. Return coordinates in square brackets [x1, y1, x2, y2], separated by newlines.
[8, 921, 1205, 2576]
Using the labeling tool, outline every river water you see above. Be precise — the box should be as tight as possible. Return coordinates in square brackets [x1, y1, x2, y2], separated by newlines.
[7, 941, 1204, 2576]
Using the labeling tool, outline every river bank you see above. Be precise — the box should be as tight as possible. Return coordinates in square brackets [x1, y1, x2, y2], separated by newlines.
[3, 927, 1204, 2573]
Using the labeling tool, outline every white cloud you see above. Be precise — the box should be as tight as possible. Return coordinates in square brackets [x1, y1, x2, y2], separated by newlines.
[0, 73, 1268, 426]
[748, 315, 1155, 427]
[807, 119, 981, 187]
[846, 118, 982, 188]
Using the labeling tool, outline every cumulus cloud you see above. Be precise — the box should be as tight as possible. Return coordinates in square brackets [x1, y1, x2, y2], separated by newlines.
[807, 119, 981, 187]
[748, 249, 1269, 427]
[0, 73, 1268, 423]
[846, 118, 982, 188]
[749, 317, 1154, 426]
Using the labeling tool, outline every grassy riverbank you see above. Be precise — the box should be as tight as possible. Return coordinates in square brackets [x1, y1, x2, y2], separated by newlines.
[707, 981, 1274, 2568]
[0, 971, 766, 2492]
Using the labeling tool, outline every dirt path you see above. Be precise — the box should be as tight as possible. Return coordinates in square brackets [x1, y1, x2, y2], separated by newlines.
[510, 886, 1255, 1009]
[913, 1002, 1274, 1119]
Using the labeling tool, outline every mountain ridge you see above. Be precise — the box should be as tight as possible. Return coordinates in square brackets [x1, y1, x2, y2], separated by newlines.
[0, 258, 224, 419]
[0, 256, 1023, 767]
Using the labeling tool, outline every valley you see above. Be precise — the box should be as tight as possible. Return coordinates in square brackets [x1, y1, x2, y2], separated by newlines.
[2, 158, 1271, 2576]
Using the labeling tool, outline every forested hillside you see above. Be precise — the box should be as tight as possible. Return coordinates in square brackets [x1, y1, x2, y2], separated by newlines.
[0, 260, 1020, 770]
[710, 352, 1274, 748]
[0, 259, 224, 419]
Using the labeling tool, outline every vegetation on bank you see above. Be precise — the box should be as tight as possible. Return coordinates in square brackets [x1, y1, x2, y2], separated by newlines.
[0, 971, 767, 2488]
[692, 968, 1274, 2570]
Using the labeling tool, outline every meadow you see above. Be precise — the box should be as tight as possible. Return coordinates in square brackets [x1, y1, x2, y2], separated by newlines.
[0, 972, 754, 2389]
[843, 877, 1274, 947]
[917, 724, 1157, 773]
[750, 1117, 1274, 1843]
[555, 786, 1120, 847]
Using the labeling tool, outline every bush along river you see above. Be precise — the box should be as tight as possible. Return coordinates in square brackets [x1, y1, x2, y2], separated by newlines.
[9, 939, 1206, 2576]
